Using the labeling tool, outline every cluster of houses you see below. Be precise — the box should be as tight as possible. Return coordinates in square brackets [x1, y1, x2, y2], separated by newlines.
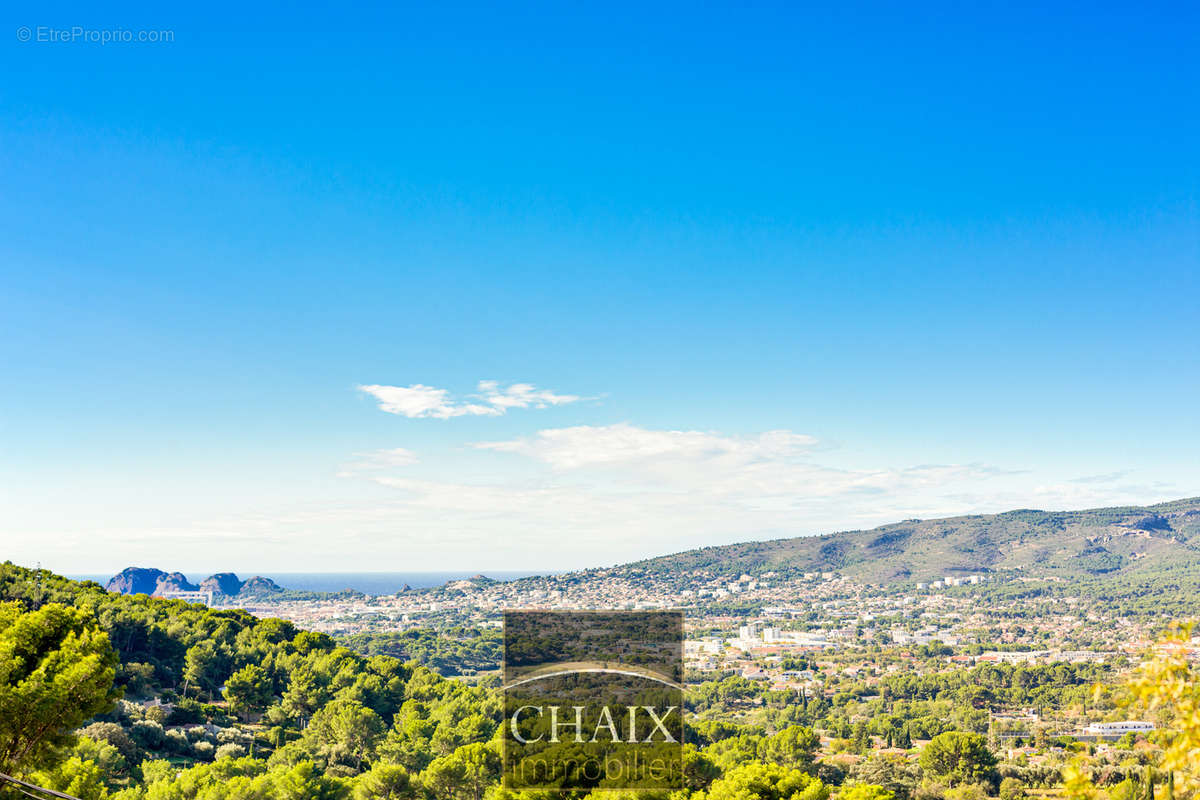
[915, 574, 989, 590]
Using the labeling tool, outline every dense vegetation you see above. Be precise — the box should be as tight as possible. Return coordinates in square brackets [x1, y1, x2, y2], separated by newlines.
[339, 629, 502, 676]
[0, 562, 1194, 800]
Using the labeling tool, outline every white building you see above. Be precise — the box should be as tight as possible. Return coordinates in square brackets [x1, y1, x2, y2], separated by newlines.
[738, 621, 764, 640]
[1083, 721, 1155, 737]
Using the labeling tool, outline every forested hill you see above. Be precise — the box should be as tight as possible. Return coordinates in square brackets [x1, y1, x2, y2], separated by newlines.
[0, 562, 504, 798]
[628, 497, 1200, 585]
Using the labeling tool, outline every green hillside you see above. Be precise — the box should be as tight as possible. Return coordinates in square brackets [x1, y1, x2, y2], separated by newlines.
[632, 497, 1200, 585]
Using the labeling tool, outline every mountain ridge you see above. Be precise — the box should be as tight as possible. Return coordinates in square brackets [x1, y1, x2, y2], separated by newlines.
[624, 496, 1200, 586]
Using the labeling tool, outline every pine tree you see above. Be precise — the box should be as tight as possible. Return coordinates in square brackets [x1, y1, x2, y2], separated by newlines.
[852, 721, 870, 753]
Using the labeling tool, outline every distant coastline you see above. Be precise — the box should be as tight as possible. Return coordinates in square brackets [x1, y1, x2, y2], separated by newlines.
[68, 570, 544, 596]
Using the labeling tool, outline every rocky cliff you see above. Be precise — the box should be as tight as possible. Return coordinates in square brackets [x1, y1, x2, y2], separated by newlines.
[154, 572, 198, 593]
[199, 572, 243, 596]
[105, 567, 168, 595]
[105, 569, 282, 597]
[238, 575, 283, 595]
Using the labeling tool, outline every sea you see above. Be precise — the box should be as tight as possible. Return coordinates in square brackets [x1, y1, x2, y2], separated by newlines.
[67, 571, 543, 595]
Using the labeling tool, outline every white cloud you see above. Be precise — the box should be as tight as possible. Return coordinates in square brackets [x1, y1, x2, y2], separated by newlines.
[477, 380, 580, 410]
[473, 423, 817, 469]
[460, 424, 1016, 542]
[357, 447, 419, 466]
[350, 454, 1023, 566]
[337, 447, 420, 477]
[358, 381, 579, 419]
[31, 413, 1176, 571]
[357, 384, 499, 419]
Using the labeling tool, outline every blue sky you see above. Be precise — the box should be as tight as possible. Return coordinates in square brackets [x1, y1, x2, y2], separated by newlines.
[1, 1, 1197, 573]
